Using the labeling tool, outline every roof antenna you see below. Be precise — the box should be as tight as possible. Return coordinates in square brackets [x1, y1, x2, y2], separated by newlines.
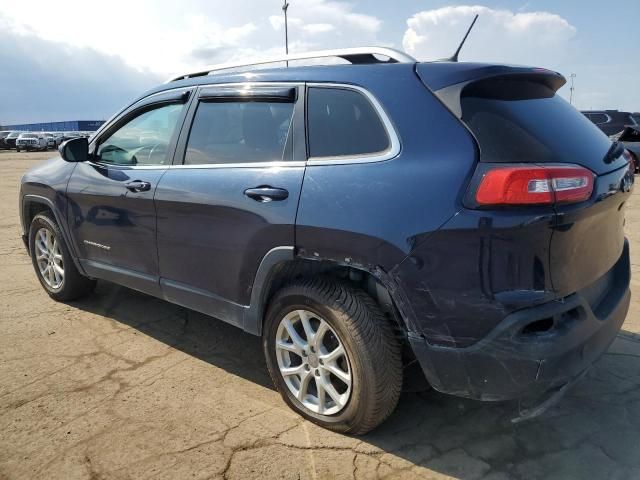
[447, 14, 479, 62]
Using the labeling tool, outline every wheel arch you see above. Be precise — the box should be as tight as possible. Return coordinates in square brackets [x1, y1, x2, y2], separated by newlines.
[21, 194, 86, 275]
[244, 248, 412, 343]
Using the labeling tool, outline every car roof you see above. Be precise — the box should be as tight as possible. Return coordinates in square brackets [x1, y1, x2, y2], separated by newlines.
[138, 60, 563, 100]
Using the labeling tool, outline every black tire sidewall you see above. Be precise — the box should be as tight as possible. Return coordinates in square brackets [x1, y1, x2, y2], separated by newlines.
[264, 290, 375, 431]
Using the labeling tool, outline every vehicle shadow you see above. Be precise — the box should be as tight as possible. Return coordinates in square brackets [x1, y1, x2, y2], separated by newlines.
[72, 281, 640, 479]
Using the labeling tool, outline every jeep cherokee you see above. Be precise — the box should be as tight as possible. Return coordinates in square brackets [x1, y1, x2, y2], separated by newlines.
[19, 47, 633, 434]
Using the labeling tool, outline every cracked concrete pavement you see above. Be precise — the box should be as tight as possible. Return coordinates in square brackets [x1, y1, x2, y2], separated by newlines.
[1, 151, 639, 480]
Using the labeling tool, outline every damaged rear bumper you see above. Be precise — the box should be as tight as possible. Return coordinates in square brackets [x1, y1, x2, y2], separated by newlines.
[409, 240, 630, 402]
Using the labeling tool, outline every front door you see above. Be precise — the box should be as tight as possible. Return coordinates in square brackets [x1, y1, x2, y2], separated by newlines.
[66, 90, 192, 295]
[154, 84, 306, 327]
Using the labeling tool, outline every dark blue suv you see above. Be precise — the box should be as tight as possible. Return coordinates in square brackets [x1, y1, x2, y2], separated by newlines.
[19, 48, 633, 434]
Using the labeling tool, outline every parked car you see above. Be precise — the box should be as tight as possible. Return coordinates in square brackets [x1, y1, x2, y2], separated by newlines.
[16, 133, 48, 152]
[43, 133, 56, 149]
[583, 109, 638, 136]
[51, 132, 65, 147]
[3, 131, 24, 149]
[618, 126, 640, 173]
[0, 131, 12, 149]
[59, 131, 80, 142]
[19, 47, 633, 434]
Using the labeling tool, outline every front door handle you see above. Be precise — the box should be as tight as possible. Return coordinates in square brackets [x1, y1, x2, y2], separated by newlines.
[125, 180, 152, 193]
[244, 186, 289, 202]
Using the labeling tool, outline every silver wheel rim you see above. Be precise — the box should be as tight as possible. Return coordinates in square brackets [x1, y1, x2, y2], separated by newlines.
[35, 227, 64, 290]
[275, 309, 352, 415]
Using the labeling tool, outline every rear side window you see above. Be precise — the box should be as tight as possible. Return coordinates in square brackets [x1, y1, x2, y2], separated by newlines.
[461, 79, 612, 166]
[307, 87, 389, 158]
[184, 101, 294, 165]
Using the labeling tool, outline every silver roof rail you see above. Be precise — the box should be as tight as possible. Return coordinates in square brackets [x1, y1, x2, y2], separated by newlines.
[166, 47, 416, 83]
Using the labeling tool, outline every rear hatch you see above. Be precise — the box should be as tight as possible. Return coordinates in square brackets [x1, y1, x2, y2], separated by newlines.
[418, 64, 633, 297]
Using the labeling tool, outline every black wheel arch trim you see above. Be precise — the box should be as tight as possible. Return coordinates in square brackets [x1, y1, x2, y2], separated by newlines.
[245, 247, 416, 338]
[243, 246, 295, 336]
[21, 194, 87, 276]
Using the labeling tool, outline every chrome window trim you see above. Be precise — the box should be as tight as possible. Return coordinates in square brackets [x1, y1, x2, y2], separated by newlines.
[85, 161, 307, 171]
[305, 83, 401, 166]
[170, 161, 306, 170]
[90, 81, 400, 169]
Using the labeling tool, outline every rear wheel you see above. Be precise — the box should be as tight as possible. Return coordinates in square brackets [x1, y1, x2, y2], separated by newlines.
[263, 277, 402, 434]
[29, 212, 95, 301]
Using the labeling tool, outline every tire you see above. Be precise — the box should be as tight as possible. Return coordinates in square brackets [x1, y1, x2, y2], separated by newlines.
[263, 277, 402, 435]
[29, 212, 96, 301]
[16, 147, 20, 152]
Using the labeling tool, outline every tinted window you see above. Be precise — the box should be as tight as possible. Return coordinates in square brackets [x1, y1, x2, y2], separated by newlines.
[307, 87, 389, 158]
[461, 79, 612, 169]
[184, 101, 294, 165]
[97, 103, 184, 166]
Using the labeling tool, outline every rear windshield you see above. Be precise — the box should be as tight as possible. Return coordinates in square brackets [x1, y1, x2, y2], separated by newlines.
[461, 79, 613, 169]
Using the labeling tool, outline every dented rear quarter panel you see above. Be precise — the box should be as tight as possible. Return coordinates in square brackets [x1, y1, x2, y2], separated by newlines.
[295, 67, 477, 274]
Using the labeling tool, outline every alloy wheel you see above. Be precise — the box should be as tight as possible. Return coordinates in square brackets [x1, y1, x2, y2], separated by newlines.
[34, 227, 64, 290]
[275, 309, 352, 415]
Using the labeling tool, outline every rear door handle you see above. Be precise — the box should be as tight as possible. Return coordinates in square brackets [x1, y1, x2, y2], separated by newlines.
[125, 180, 152, 192]
[244, 186, 289, 202]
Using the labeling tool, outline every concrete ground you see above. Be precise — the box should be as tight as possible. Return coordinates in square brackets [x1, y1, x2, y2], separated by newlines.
[0, 150, 639, 480]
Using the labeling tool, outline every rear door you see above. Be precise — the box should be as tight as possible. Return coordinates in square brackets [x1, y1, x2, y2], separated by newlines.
[66, 88, 193, 295]
[154, 83, 305, 327]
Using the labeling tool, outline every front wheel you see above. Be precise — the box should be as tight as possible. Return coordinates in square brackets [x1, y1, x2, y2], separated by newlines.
[29, 212, 96, 301]
[263, 277, 402, 434]
[16, 147, 20, 152]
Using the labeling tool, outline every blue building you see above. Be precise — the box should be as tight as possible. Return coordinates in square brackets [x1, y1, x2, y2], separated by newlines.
[3, 120, 105, 132]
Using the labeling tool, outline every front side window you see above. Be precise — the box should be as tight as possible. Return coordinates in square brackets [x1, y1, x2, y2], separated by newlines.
[307, 87, 390, 158]
[184, 101, 294, 165]
[97, 103, 184, 166]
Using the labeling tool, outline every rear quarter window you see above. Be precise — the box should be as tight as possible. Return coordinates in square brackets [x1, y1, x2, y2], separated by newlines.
[307, 87, 390, 158]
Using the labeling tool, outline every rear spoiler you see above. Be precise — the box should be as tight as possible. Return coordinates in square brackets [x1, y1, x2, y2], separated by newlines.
[416, 63, 566, 118]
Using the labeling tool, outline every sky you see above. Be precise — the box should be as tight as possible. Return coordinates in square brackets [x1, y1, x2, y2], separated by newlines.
[0, 0, 638, 124]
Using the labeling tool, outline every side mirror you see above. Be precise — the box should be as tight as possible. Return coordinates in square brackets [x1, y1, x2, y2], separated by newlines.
[59, 137, 89, 162]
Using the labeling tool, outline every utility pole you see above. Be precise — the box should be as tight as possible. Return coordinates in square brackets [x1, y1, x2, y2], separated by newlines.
[569, 73, 576, 105]
[282, 0, 290, 67]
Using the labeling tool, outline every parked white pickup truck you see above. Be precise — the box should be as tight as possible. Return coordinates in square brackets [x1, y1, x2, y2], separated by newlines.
[16, 133, 48, 152]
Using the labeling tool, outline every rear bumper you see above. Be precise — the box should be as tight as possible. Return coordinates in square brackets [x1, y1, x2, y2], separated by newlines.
[410, 239, 630, 401]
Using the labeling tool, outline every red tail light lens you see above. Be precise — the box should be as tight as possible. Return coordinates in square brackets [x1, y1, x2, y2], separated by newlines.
[476, 165, 594, 206]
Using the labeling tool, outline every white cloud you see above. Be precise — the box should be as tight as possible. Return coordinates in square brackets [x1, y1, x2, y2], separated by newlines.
[0, 0, 383, 77]
[402, 5, 576, 68]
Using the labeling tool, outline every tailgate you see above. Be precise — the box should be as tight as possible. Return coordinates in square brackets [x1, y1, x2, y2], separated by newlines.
[418, 64, 634, 297]
[550, 164, 632, 296]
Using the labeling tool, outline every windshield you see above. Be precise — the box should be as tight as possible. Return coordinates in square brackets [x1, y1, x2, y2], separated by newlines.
[21, 134, 37, 139]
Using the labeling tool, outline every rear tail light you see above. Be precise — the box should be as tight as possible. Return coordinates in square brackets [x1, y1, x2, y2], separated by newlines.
[475, 165, 594, 206]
